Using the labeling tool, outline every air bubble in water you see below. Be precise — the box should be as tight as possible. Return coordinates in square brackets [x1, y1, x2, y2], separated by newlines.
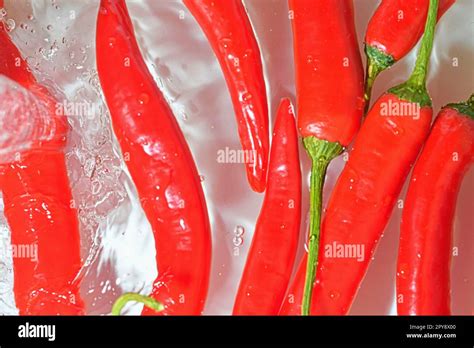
[5, 18, 15, 32]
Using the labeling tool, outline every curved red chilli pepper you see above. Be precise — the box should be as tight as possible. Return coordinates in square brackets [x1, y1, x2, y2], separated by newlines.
[364, 0, 455, 108]
[183, 0, 269, 193]
[289, 0, 364, 315]
[96, 0, 211, 315]
[397, 95, 474, 315]
[0, 2, 84, 315]
[280, 0, 439, 315]
[233, 98, 301, 315]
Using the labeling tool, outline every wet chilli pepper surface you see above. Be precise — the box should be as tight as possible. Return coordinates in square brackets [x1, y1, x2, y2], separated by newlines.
[0, 0, 84, 315]
[280, 0, 440, 315]
[288, 0, 364, 315]
[96, 0, 212, 315]
[397, 95, 474, 315]
[184, 0, 269, 193]
[364, 0, 455, 108]
[233, 98, 301, 315]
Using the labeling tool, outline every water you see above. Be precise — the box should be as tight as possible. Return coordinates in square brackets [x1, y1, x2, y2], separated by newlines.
[0, 76, 58, 163]
[0, 0, 472, 315]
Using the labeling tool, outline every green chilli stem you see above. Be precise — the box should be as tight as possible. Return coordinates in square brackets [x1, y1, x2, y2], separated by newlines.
[406, 0, 439, 88]
[389, 0, 439, 107]
[446, 93, 474, 119]
[301, 137, 343, 316]
[364, 45, 395, 114]
[111, 293, 164, 315]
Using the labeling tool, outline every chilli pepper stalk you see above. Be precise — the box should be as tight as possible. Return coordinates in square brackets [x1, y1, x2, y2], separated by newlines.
[289, 0, 364, 315]
[96, 0, 212, 315]
[364, 0, 455, 110]
[111, 293, 164, 315]
[397, 95, 474, 315]
[233, 98, 301, 315]
[280, 0, 439, 315]
[0, 1, 84, 315]
[184, 0, 269, 193]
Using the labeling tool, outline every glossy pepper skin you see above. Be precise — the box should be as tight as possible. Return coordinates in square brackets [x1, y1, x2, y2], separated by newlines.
[280, 0, 439, 316]
[280, 95, 433, 315]
[364, 0, 455, 107]
[289, 0, 364, 315]
[233, 99, 301, 315]
[397, 96, 474, 315]
[0, 1, 84, 315]
[96, 0, 211, 315]
[291, 0, 364, 146]
[184, 0, 269, 193]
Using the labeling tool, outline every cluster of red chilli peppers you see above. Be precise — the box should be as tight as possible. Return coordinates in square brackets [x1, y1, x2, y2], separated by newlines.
[0, 0, 471, 316]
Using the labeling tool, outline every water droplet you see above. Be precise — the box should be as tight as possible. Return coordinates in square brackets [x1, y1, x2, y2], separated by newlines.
[243, 49, 253, 59]
[219, 37, 232, 50]
[398, 263, 408, 279]
[5, 18, 15, 32]
[138, 93, 149, 105]
[241, 92, 253, 102]
[27, 14, 34, 20]
[199, 175, 205, 182]
[386, 119, 405, 136]
[91, 180, 102, 195]
[46, 24, 53, 30]
[329, 290, 340, 300]
[108, 36, 116, 48]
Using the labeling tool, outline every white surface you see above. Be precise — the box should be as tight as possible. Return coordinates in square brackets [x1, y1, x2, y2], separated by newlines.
[0, 0, 472, 315]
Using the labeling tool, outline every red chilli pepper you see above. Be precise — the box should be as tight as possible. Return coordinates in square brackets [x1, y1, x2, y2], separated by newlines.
[184, 0, 269, 193]
[0, 2, 84, 315]
[289, 0, 364, 315]
[96, 0, 211, 315]
[233, 98, 301, 315]
[280, 0, 439, 315]
[364, 0, 455, 108]
[397, 95, 474, 315]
